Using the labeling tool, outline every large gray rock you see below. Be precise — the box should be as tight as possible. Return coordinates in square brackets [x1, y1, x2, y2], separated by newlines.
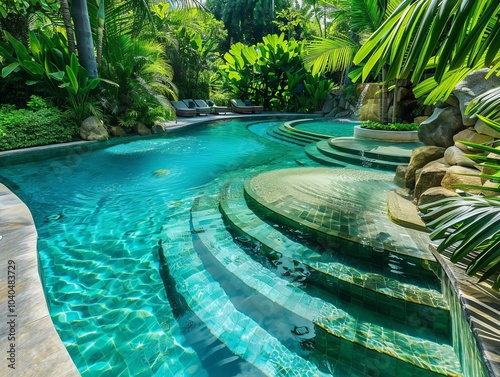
[80, 116, 108, 141]
[441, 165, 483, 195]
[418, 107, 464, 147]
[444, 146, 476, 167]
[475, 118, 500, 139]
[453, 68, 500, 126]
[417, 186, 460, 206]
[414, 158, 450, 199]
[405, 146, 446, 190]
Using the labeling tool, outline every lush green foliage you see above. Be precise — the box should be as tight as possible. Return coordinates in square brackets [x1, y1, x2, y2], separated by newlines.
[0, 30, 100, 123]
[353, 0, 500, 104]
[360, 121, 419, 131]
[0, 96, 78, 151]
[100, 34, 176, 127]
[220, 33, 333, 112]
[205, 0, 292, 49]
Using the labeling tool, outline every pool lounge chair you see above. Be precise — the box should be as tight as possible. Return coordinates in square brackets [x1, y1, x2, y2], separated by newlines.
[183, 99, 212, 115]
[230, 99, 264, 114]
[196, 99, 230, 115]
[171, 101, 197, 117]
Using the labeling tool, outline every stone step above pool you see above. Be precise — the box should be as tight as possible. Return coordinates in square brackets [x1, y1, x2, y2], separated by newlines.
[218, 179, 450, 334]
[191, 188, 462, 377]
[314, 139, 403, 170]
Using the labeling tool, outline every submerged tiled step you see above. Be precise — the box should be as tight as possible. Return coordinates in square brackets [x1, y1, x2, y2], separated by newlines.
[191, 192, 462, 377]
[163, 206, 331, 377]
[304, 143, 348, 167]
[243, 168, 436, 265]
[219, 180, 450, 333]
[266, 126, 313, 146]
[279, 124, 327, 142]
[315, 140, 402, 171]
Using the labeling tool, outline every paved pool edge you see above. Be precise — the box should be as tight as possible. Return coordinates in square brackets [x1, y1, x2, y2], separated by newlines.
[0, 183, 80, 377]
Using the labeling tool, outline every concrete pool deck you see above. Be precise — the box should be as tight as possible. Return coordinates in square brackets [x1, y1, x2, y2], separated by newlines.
[0, 113, 498, 376]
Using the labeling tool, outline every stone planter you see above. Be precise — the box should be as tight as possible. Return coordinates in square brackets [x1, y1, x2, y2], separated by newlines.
[354, 125, 419, 142]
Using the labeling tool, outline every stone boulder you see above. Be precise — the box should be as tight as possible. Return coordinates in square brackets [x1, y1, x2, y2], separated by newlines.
[418, 106, 464, 147]
[135, 123, 151, 135]
[414, 158, 450, 199]
[475, 118, 500, 139]
[441, 165, 483, 195]
[413, 116, 429, 125]
[152, 122, 167, 134]
[110, 125, 127, 137]
[481, 180, 500, 197]
[453, 128, 494, 152]
[394, 165, 407, 187]
[405, 146, 446, 190]
[444, 146, 475, 167]
[417, 187, 460, 206]
[453, 68, 500, 126]
[80, 116, 108, 141]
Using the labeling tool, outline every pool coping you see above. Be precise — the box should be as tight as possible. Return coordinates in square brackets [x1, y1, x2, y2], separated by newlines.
[0, 183, 80, 377]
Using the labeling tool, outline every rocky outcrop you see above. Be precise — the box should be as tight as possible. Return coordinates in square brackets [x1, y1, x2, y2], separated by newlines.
[418, 107, 465, 147]
[405, 146, 446, 190]
[80, 116, 108, 141]
[393, 68, 500, 207]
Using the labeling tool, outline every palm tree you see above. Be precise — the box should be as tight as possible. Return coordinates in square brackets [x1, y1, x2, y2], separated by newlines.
[71, 0, 98, 79]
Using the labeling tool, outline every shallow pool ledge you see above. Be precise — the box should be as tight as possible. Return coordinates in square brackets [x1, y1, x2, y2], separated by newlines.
[0, 184, 80, 376]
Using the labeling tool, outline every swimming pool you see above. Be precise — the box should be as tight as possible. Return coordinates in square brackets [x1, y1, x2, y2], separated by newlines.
[0, 118, 459, 377]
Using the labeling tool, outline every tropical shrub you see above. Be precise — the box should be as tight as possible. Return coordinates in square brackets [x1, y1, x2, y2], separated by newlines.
[99, 34, 176, 127]
[0, 96, 78, 151]
[0, 30, 100, 124]
[360, 121, 419, 131]
[220, 33, 333, 112]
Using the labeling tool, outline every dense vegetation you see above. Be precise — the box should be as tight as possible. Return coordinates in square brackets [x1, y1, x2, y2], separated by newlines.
[0, 0, 499, 286]
[360, 121, 418, 131]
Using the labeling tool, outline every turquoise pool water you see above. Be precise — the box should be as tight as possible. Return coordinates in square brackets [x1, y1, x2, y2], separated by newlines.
[292, 119, 360, 136]
[0, 118, 455, 377]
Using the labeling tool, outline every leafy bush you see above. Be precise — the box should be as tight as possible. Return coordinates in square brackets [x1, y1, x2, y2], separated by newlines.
[360, 120, 419, 131]
[0, 96, 79, 151]
[220, 33, 333, 113]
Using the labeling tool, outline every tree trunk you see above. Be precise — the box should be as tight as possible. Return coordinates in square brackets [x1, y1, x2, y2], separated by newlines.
[59, 0, 75, 53]
[380, 67, 388, 124]
[71, 0, 99, 79]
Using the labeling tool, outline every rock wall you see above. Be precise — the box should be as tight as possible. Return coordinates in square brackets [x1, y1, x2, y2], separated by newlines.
[396, 69, 500, 204]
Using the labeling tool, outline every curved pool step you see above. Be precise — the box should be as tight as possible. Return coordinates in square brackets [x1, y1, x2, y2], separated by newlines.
[191, 192, 462, 377]
[243, 168, 437, 267]
[163, 207, 331, 377]
[315, 139, 403, 171]
[218, 180, 450, 334]
[304, 143, 348, 167]
[266, 125, 314, 146]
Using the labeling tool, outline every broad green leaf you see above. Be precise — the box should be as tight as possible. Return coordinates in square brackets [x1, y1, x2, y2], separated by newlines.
[2, 62, 20, 78]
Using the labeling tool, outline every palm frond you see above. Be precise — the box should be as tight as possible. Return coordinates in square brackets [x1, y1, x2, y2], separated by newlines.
[303, 35, 359, 75]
